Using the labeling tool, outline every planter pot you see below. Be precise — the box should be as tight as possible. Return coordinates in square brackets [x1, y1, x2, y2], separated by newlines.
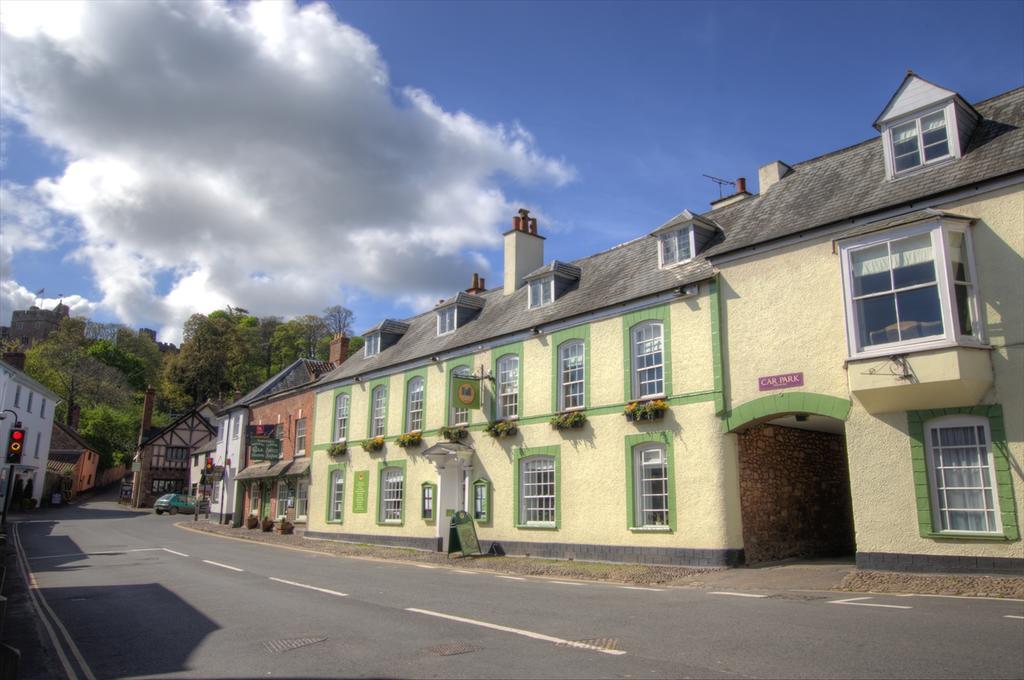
[277, 520, 294, 535]
[246, 516, 259, 530]
[261, 518, 274, 532]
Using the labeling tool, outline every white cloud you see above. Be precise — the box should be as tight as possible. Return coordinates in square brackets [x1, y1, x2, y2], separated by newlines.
[0, 0, 573, 341]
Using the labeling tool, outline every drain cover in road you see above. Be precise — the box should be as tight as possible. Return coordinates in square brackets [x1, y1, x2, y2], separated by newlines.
[263, 637, 327, 654]
[421, 642, 479, 656]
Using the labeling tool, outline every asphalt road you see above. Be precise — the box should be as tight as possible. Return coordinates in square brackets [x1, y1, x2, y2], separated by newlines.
[12, 494, 1024, 679]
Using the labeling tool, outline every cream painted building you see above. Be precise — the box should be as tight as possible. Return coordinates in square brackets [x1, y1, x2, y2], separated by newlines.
[303, 74, 1022, 573]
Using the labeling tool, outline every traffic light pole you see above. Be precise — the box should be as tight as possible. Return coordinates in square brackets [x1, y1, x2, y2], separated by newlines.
[1, 412, 23, 527]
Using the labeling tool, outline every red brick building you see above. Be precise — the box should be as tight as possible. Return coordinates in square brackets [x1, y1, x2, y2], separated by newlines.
[48, 421, 101, 496]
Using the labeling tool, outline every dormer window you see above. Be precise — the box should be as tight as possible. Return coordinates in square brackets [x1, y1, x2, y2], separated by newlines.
[658, 227, 694, 268]
[890, 109, 951, 174]
[437, 306, 457, 335]
[528, 275, 554, 309]
[365, 332, 381, 357]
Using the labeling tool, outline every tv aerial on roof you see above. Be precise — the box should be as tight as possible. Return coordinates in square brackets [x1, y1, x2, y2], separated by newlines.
[702, 174, 735, 199]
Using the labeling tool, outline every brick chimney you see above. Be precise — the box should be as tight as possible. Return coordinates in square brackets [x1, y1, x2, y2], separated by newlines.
[465, 273, 487, 295]
[138, 386, 156, 445]
[758, 161, 793, 193]
[710, 177, 752, 209]
[329, 333, 350, 365]
[2, 352, 25, 371]
[503, 208, 545, 295]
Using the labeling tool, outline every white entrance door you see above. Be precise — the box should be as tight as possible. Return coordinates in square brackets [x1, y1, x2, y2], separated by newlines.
[436, 461, 466, 551]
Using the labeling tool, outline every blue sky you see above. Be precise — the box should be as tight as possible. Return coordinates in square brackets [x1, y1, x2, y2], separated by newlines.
[1, 0, 1021, 342]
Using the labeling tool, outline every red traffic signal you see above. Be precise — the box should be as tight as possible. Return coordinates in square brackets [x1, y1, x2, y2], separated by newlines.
[6, 428, 25, 464]
[205, 457, 214, 472]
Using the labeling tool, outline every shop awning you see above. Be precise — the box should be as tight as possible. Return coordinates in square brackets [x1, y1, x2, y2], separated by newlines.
[235, 458, 310, 481]
[281, 458, 310, 477]
[236, 463, 274, 481]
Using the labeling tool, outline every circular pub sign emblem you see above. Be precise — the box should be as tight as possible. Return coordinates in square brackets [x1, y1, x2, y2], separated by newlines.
[457, 383, 477, 405]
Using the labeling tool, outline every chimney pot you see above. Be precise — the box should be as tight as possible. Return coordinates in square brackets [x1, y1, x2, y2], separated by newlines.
[504, 208, 544, 295]
[512, 216, 522, 231]
[736, 177, 747, 194]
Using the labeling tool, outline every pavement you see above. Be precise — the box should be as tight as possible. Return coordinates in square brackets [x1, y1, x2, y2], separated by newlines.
[6, 490, 1024, 679]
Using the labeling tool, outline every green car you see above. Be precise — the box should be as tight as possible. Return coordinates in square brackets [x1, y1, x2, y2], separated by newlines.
[154, 493, 195, 515]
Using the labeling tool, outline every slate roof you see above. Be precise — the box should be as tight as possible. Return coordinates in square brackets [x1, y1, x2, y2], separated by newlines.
[523, 260, 582, 281]
[49, 451, 84, 465]
[223, 358, 335, 411]
[317, 85, 1022, 388]
[703, 87, 1024, 258]
[436, 291, 486, 310]
[831, 208, 973, 242]
[319, 236, 713, 384]
[51, 421, 95, 452]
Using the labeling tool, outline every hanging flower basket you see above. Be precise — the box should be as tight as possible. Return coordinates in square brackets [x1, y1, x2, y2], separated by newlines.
[550, 411, 587, 430]
[327, 442, 348, 456]
[397, 431, 423, 448]
[484, 419, 518, 438]
[624, 399, 669, 422]
[362, 436, 385, 452]
[440, 426, 468, 441]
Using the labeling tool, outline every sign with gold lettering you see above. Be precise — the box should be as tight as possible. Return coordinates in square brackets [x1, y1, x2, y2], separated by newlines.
[352, 470, 369, 513]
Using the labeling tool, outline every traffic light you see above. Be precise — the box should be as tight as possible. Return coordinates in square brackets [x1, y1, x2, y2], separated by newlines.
[205, 457, 214, 473]
[6, 428, 25, 464]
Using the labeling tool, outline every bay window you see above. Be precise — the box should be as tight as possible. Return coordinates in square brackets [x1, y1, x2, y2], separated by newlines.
[840, 220, 982, 357]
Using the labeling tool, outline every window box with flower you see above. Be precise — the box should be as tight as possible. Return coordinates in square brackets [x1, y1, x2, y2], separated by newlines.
[397, 431, 423, 448]
[440, 426, 468, 441]
[362, 436, 385, 452]
[550, 411, 587, 430]
[625, 399, 668, 422]
[327, 442, 348, 457]
[484, 419, 518, 438]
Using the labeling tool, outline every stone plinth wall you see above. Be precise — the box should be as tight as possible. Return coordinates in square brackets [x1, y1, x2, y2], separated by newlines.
[738, 423, 855, 564]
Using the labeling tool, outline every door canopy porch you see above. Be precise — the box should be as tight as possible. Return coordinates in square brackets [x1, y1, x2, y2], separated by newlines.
[422, 441, 475, 469]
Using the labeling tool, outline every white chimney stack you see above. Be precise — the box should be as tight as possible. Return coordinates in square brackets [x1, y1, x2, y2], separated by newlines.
[503, 209, 544, 295]
[758, 161, 793, 194]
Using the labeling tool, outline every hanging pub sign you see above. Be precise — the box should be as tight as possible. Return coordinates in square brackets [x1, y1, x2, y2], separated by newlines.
[250, 437, 281, 462]
[452, 375, 481, 410]
[247, 424, 278, 438]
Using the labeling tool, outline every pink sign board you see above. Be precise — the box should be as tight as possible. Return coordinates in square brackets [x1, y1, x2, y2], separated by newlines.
[758, 372, 804, 391]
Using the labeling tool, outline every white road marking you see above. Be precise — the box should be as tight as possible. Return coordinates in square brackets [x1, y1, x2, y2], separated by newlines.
[405, 607, 627, 656]
[828, 597, 912, 610]
[202, 560, 244, 572]
[1004, 615, 1024, 620]
[13, 524, 97, 680]
[269, 577, 348, 597]
[162, 548, 189, 557]
[618, 586, 665, 592]
[495, 575, 526, 581]
[411, 563, 438, 569]
[709, 591, 767, 599]
[551, 581, 587, 587]
[450, 570, 477, 575]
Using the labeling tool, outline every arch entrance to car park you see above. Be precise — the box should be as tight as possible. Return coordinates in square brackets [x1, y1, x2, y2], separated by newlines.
[724, 393, 856, 566]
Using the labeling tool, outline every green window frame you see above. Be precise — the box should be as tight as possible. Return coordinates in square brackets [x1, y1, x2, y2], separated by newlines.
[325, 463, 346, 524]
[376, 459, 407, 526]
[367, 378, 389, 439]
[404, 368, 428, 433]
[624, 431, 677, 532]
[549, 324, 590, 413]
[421, 481, 437, 522]
[513, 445, 560, 530]
[622, 306, 673, 401]
[909, 405, 1018, 541]
[490, 342, 524, 421]
[445, 356, 474, 426]
[472, 478, 492, 523]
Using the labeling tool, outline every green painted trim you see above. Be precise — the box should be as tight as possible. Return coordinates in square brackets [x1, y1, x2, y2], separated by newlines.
[624, 431, 677, 532]
[444, 356, 475, 426]
[622, 305, 672, 401]
[491, 342, 525, 421]
[549, 324, 591, 413]
[472, 478, 492, 524]
[721, 392, 853, 433]
[366, 377, 389, 439]
[908, 404, 1018, 541]
[324, 463, 346, 524]
[376, 459, 407, 526]
[709, 276, 727, 416]
[329, 385, 353, 444]
[513, 445, 561, 530]
[421, 481, 437, 523]
[403, 367, 428, 433]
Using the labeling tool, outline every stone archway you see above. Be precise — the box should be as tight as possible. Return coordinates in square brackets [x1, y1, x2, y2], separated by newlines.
[725, 393, 856, 565]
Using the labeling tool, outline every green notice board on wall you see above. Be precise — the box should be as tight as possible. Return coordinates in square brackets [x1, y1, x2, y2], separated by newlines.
[448, 511, 481, 557]
[352, 470, 369, 513]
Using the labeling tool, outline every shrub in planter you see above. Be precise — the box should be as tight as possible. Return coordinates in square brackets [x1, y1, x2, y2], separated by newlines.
[624, 399, 669, 422]
[277, 520, 294, 535]
[327, 442, 348, 456]
[484, 419, 518, 438]
[440, 426, 468, 441]
[21, 497, 38, 511]
[397, 431, 423, 448]
[550, 411, 587, 430]
[246, 515, 260, 530]
[362, 436, 385, 452]
[261, 518, 274, 532]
